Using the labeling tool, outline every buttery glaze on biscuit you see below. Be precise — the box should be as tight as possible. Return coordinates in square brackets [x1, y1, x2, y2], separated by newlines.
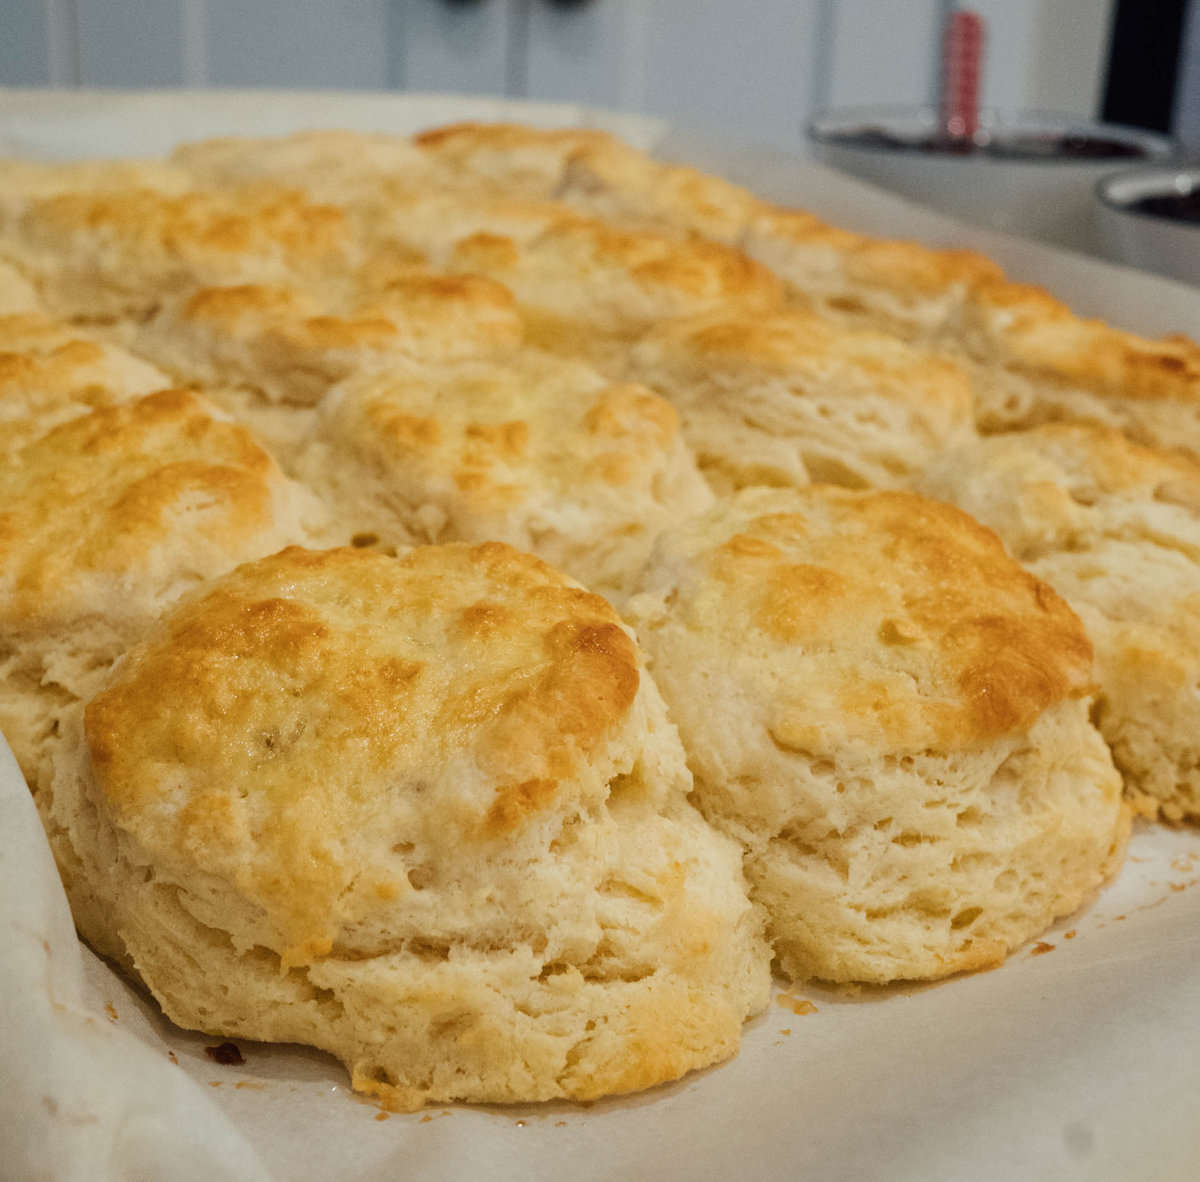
[0, 385, 327, 793]
[9, 185, 354, 320]
[296, 350, 713, 596]
[0, 313, 168, 449]
[52, 543, 770, 1108]
[629, 309, 975, 491]
[449, 215, 783, 334]
[405, 121, 1200, 453]
[0, 389, 312, 627]
[627, 486, 1127, 985]
[138, 268, 524, 408]
[952, 280, 1200, 457]
[921, 423, 1200, 822]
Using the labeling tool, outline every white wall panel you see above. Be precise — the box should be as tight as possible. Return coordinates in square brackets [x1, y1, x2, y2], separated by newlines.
[44, 0, 80, 85]
[0, 0, 53, 85]
[524, 0, 637, 108]
[949, 0, 1113, 117]
[1026, 0, 1113, 116]
[966, 0, 1041, 115]
[203, 0, 390, 89]
[0, 0, 1114, 129]
[641, 0, 822, 148]
[523, 0, 824, 148]
[75, 0, 186, 86]
[391, 0, 516, 96]
[825, 0, 946, 110]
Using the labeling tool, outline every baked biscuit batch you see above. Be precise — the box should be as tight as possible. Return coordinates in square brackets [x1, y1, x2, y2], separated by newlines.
[1, 121, 1193, 1109]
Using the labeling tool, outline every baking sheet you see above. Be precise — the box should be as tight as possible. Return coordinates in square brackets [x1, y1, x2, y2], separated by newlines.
[1, 89, 1199, 1182]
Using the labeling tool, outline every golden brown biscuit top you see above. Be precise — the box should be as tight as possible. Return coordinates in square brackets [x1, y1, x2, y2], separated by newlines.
[414, 121, 760, 244]
[750, 206, 862, 255]
[964, 280, 1200, 404]
[324, 352, 683, 511]
[847, 237, 1003, 299]
[349, 182, 780, 337]
[0, 258, 40, 314]
[748, 206, 1003, 307]
[558, 142, 762, 245]
[18, 184, 350, 274]
[633, 487, 1092, 753]
[632, 309, 972, 416]
[416, 119, 615, 154]
[0, 387, 303, 628]
[347, 185, 582, 281]
[181, 280, 395, 349]
[0, 157, 192, 225]
[84, 542, 642, 962]
[978, 422, 1200, 498]
[179, 268, 523, 363]
[348, 268, 524, 356]
[0, 313, 168, 443]
[450, 215, 784, 332]
[171, 130, 431, 190]
[181, 282, 310, 325]
[920, 423, 1200, 560]
[415, 121, 617, 193]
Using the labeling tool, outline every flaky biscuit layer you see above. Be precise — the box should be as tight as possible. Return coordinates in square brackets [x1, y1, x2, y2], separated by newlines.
[297, 349, 712, 596]
[46, 544, 769, 1107]
[629, 308, 975, 491]
[627, 487, 1127, 983]
[921, 423, 1200, 821]
[0, 387, 329, 793]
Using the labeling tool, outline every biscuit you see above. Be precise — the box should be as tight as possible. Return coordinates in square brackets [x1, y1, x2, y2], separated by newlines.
[340, 181, 781, 370]
[410, 122, 1200, 445]
[0, 388, 329, 792]
[744, 208, 1004, 335]
[0, 313, 168, 452]
[136, 270, 524, 406]
[47, 543, 770, 1107]
[557, 141, 762, 246]
[0, 259, 40, 315]
[626, 486, 1128, 983]
[295, 350, 713, 597]
[171, 135, 783, 375]
[5, 184, 354, 321]
[445, 213, 784, 371]
[920, 423, 1200, 822]
[415, 121, 759, 244]
[412, 124, 1005, 338]
[415, 121, 618, 196]
[628, 309, 976, 491]
[171, 130, 434, 201]
[131, 270, 524, 465]
[948, 279, 1200, 457]
[0, 157, 191, 227]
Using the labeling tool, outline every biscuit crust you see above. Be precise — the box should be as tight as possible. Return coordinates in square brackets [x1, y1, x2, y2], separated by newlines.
[138, 270, 524, 407]
[51, 544, 769, 1106]
[0, 386, 327, 794]
[0, 388, 320, 630]
[1, 119, 1180, 1109]
[296, 350, 713, 596]
[629, 309, 975, 491]
[627, 487, 1127, 983]
[9, 185, 353, 320]
[0, 313, 168, 450]
[921, 423, 1200, 821]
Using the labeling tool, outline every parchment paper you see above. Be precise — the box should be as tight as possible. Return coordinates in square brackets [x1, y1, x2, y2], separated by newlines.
[1, 89, 1198, 1182]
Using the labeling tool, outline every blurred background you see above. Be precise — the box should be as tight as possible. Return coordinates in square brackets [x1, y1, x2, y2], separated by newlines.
[1, 0, 1197, 152]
